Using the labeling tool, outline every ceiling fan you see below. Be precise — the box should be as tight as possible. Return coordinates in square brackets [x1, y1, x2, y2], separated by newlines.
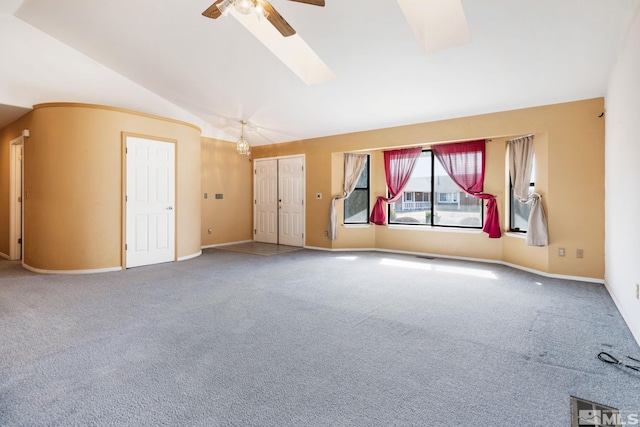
[202, 0, 325, 37]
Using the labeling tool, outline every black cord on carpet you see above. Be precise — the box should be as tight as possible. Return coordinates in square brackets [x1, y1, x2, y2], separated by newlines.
[598, 352, 640, 373]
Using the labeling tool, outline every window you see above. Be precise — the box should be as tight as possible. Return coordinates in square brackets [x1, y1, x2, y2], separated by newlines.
[510, 158, 535, 232]
[389, 150, 483, 227]
[344, 155, 369, 224]
[438, 192, 458, 203]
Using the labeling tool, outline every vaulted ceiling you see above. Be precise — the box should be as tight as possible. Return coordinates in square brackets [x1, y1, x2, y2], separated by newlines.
[1, 0, 638, 145]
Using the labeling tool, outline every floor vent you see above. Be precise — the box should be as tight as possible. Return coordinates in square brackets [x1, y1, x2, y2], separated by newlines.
[571, 396, 621, 427]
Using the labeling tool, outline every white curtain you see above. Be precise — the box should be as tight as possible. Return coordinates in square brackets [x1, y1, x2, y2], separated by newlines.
[508, 135, 549, 246]
[328, 153, 368, 240]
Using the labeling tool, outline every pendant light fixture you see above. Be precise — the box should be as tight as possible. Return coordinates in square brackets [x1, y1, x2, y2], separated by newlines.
[236, 120, 251, 156]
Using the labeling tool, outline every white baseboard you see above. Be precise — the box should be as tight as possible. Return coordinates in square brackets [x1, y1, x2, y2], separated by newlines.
[604, 280, 640, 348]
[20, 251, 202, 274]
[303, 246, 603, 284]
[178, 251, 202, 261]
[0, 251, 11, 260]
[201, 240, 253, 249]
[22, 263, 123, 275]
[500, 261, 604, 284]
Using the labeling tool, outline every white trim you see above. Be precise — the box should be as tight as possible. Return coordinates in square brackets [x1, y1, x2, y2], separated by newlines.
[9, 136, 23, 261]
[0, 251, 10, 260]
[21, 263, 123, 275]
[500, 261, 603, 284]
[253, 153, 305, 162]
[604, 280, 640, 347]
[302, 246, 603, 284]
[343, 224, 370, 229]
[177, 251, 201, 261]
[505, 232, 527, 240]
[386, 224, 483, 234]
[201, 240, 253, 249]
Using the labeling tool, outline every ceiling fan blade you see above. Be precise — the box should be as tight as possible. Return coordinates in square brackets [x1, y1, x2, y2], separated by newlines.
[202, 0, 224, 19]
[262, 1, 296, 37]
[288, 0, 325, 6]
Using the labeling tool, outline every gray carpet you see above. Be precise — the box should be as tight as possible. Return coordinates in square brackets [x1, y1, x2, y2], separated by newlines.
[1, 249, 638, 426]
[216, 242, 303, 256]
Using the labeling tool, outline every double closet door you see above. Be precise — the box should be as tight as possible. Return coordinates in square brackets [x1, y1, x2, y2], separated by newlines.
[254, 156, 305, 247]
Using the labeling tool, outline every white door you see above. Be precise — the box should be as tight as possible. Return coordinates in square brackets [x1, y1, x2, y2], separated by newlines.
[254, 159, 278, 244]
[253, 156, 305, 247]
[9, 138, 23, 260]
[126, 137, 175, 268]
[278, 157, 304, 247]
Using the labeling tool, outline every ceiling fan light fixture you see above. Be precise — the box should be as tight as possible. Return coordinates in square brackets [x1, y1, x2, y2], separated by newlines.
[216, 0, 234, 16]
[233, 0, 255, 15]
[255, 3, 269, 19]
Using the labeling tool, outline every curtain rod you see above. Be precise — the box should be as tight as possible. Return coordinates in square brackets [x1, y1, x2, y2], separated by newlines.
[507, 134, 534, 143]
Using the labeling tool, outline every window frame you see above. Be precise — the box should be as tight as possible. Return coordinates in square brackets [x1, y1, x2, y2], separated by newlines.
[343, 155, 370, 225]
[388, 149, 484, 229]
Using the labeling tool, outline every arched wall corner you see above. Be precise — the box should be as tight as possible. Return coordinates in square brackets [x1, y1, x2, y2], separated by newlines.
[23, 103, 201, 272]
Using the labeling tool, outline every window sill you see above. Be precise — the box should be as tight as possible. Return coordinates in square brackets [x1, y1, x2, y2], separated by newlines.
[386, 224, 483, 234]
[343, 223, 370, 229]
[505, 231, 527, 239]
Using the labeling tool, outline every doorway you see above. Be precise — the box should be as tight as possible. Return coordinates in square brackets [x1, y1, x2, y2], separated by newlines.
[125, 136, 176, 268]
[254, 156, 305, 247]
[9, 136, 23, 260]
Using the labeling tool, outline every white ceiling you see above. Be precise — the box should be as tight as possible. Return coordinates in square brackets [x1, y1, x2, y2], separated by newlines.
[2, 0, 639, 145]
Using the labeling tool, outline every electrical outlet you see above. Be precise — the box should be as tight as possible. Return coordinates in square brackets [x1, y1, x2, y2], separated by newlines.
[576, 249, 583, 258]
[316, 193, 322, 200]
[558, 248, 565, 257]
[324, 231, 328, 237]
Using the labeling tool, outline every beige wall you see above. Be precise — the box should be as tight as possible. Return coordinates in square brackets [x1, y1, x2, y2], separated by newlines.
[201, 137, 253, 246]
[0, 103, 201, 271]
[252, 98, 605, 280]
[1, 99, 605, 279]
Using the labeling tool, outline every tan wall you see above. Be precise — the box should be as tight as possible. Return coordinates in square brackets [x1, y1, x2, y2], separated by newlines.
[12, 103, 201, 271]
[252, 98, 605, 280]
[201, 137, 253, 246]
[0, 113, 32, 257]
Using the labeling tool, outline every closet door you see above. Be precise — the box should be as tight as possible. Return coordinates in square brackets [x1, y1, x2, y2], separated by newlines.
[254, 159, 278, 244]
[253, 156, 305, 246]
[278, 156, 304, 247]
[125, 136, 175, 268]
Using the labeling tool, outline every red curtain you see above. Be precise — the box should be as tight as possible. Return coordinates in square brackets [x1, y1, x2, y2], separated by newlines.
[369, 147, 422, 225]
[431, 140, 501, 238]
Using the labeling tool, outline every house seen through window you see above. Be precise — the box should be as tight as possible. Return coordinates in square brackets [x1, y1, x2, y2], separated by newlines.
[389, 150, 483, 227]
